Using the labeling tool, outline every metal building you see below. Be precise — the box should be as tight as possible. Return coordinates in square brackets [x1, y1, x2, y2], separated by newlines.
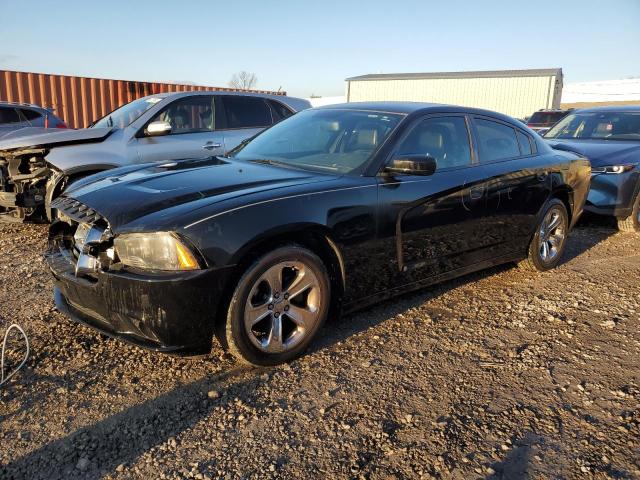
[345, 68, 563, 119]
[0, 70, 285, 129]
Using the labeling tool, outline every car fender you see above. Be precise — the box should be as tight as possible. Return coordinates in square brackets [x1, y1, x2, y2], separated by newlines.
[177, 178, 378, 273]
[228, 222, 341, 266]
[44, 131, 130, 174]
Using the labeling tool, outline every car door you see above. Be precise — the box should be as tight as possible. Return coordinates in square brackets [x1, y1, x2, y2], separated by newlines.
[376, 114, 494, 287]
[136, 95, 225, 162]
[217, 96, 274, 151]
[472, 116, 551, 255]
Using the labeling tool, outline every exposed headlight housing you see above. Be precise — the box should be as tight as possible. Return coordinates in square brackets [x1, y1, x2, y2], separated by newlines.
[591, 165, 634, 174]
[114, 232, 200, 271]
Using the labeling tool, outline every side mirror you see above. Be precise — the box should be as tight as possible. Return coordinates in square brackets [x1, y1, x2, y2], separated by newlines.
[385, 154, 437, 176]
[146, 121, 172, 137]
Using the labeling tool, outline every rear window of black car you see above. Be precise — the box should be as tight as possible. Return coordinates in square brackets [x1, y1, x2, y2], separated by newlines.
[475, 118, 521, 162]
[223, 96, 272, 129]
[516, 130, 533, 155]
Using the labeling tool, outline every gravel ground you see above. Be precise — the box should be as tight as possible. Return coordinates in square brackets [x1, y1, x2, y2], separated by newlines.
[0, 220, 638, 479]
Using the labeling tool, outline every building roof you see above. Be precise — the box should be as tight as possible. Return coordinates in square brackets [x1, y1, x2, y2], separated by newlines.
[346, 68, 562, 82]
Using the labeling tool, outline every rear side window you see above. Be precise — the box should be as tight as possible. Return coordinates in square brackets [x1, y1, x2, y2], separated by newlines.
[0, 107, 21, 124]
[475, 118, 520, 162]
[268, 100, 294, 122]
[396, 116, 472, 169]
[516, 130, 533, 155]
[20, 108, 42, 121]
[223, 97, 271, 128]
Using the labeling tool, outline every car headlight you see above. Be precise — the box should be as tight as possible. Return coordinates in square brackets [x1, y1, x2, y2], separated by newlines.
[114, 232, 200, 271]
[591, 165, 634, 174]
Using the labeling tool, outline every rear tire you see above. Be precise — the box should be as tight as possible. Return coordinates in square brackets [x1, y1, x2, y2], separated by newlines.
[519, 199, 569, 272]
[617, 193, 640, 232]
[223, 246, 330, 366]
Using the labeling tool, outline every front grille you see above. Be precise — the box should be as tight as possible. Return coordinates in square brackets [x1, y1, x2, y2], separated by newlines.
[51, 196, 104, 224]
[48, 197, 111, 282]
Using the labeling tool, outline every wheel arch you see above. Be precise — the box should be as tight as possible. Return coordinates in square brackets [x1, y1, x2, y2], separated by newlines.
[550, 184, 574, 226]
[213, 224, 346, 345]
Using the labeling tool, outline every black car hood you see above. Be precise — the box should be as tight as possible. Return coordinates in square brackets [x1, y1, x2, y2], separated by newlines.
[0, 126, 113, 151]
[546, 139, 640, 167]
[62, 157, 334, 229]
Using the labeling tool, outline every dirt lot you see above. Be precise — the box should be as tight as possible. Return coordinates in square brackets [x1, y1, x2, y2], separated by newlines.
[0, 220, 638, 479]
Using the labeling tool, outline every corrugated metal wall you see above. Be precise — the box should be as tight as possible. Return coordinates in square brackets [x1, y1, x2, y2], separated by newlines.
[346, 75, 561, 119]
[0, 70, 285, 129]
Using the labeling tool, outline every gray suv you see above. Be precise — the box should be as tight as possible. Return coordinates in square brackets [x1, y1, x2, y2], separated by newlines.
[0, 91, 310, 222]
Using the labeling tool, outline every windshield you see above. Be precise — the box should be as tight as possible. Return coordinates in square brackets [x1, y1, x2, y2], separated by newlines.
[232, 109, 404, 173]
[92, 96, 164, 129]
[545, 111, 640, 141]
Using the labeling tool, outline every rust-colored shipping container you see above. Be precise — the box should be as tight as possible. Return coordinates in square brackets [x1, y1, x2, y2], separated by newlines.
[0, 70, 285, 129]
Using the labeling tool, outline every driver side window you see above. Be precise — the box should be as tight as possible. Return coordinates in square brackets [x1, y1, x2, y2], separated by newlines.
[149, 96, 214, 134]
[396, 116, 472, 169]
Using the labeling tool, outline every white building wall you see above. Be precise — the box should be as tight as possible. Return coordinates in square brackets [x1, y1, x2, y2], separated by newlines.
[347, 75, 560, 119]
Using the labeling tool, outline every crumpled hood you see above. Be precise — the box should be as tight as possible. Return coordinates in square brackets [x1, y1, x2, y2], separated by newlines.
[546, 139, 640, 167]
[61, 157, 334, 229]
[0, 126, 113, 151]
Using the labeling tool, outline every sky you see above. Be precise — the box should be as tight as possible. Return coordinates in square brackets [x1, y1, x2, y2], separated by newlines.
[0, 0, 639, 98]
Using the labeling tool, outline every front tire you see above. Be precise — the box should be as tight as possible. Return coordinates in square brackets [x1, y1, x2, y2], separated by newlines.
[519, 199, 569, 272]
[223, 246, 330, 366]
[617, 192, 640, 232]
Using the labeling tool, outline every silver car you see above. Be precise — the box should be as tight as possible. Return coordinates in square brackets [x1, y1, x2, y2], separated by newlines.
[0, 91, 310, 222]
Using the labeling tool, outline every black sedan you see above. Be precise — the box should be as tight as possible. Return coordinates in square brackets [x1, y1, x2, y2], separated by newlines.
[544, 106, 640, 231]
[46, 103, 591, 366]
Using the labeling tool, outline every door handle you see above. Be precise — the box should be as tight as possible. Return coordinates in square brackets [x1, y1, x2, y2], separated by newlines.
[469, 185, 484, 200]
[202, 142, 222, 150]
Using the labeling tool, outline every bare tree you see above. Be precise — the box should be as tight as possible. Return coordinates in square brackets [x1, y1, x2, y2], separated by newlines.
[229, 71, 258, 90]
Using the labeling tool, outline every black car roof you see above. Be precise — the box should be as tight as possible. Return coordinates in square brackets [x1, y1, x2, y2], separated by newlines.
[314, 102, 519, 124]
[573, 105, 640, 114]
[315, 101, 440, 114]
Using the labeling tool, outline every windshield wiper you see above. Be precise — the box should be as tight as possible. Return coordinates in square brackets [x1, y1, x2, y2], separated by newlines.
[248, 158, 290, 167]
[248, 158, 342, 174]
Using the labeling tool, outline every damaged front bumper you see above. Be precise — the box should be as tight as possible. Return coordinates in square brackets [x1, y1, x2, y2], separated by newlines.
[48, 254, 231, 355]
[0, 147, 53, 222]
[45, 201, 232, 356]
[585, 169, 639, 218]
[47, 243, 232, 356]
